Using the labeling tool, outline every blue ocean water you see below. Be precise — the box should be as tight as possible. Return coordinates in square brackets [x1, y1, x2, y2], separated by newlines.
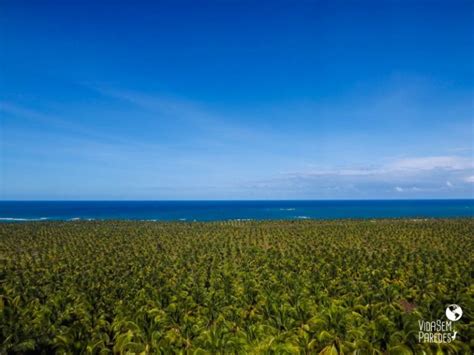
[0, 200, 472, 222]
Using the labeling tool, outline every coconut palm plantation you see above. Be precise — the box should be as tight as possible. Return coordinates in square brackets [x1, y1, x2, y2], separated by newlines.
[1, 0, 473, 353]
[1, 219, 473, 353]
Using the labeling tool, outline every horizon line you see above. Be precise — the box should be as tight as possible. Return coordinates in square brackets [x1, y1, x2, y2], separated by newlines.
[1, 198, 473, 202]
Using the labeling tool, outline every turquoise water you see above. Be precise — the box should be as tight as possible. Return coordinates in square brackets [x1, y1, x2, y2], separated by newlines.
[0, 200, 472, 221]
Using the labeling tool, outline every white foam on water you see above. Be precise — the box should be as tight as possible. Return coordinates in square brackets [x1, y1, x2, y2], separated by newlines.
[0, 217, 49, 221]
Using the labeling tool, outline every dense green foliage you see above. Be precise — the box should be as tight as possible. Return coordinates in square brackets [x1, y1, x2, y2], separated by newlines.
[1, 219, 473, 354]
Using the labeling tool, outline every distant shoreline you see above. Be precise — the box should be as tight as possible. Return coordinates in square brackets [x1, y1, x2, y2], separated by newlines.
[1, 217, 473, 224]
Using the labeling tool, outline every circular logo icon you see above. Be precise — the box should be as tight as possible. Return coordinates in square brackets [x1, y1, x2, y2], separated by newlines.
[446, 304, 462, 321]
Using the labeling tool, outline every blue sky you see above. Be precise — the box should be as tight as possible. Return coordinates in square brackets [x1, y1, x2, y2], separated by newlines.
[1, 0, 473, 200]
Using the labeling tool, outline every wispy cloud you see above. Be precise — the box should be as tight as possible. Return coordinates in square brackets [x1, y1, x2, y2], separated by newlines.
[243, 154, 474, 198]
[284, 156, 473, 178]
[394, 186, 423, 192]
[0, 101, 176, 154]
[1, 102, 72, 127]
[3, 76, 473, 199]
[388, 156, 473, 171]
[91, 86, 265, 143]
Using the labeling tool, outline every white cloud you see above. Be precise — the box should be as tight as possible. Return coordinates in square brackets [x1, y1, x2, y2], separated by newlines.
[286, 155, 473, 179]
[388, 156, 473, 171]
[394, 186, 423, 192]
[271, 154, 473, 198]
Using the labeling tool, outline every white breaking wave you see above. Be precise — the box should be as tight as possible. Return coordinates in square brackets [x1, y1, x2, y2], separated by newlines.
[0, 217, 48, 221]
[296, 216, 310, 219]
[280, 208, 296, 211]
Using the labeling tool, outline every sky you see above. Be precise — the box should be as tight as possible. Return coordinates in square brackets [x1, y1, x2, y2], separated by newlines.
[0, 0, 473, 200]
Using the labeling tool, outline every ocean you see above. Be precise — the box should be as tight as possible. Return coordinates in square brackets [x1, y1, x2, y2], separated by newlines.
[0, 200, 472, 222]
